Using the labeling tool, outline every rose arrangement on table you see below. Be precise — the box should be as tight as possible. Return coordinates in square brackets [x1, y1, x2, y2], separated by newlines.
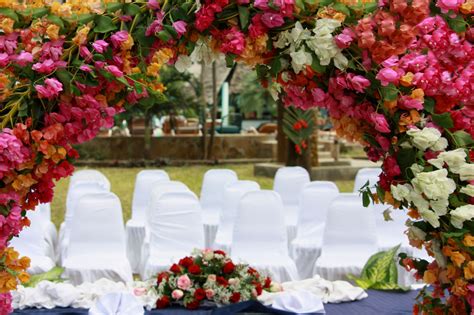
[154, 249, 278, 309]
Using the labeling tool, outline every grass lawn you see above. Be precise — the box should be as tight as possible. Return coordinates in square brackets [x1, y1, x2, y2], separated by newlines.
[51, 164, 354, 228]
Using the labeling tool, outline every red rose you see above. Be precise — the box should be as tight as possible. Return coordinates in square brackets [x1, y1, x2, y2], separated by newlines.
[216, 276, 228, 287]
[254, 282, 263, 295]
[170, 264, 182, 274]
[186, 299, 200, 309]
[247, 267, 259, 277]
[194, 288, 206, 301]
[263, 277, 272, 289]
[188, 264, 201, 275]
[230, 292, 241, 303]
[222, 261, 235, 274]
[179, 256, 194, 268]
[157, 272, 169, 285]
[213, 250, 226, 256]
[156, 296, 170, 309]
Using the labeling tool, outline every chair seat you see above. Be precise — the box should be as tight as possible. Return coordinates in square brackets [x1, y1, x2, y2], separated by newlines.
[233, 253, 299, 283]
[125, 219, 146, 274]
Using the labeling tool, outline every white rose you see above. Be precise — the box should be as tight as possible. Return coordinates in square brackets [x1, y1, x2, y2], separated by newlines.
[407, 127, 442, 151]
[419, 209, 440, 228]
[459, 163, 474, 181]
[412, 169, 456, 201]
[430, 198, 449, 216]
[290, 49, 312, 74]
[391, 184, 411, 201]
[460, 185, 474, 197]
[437, 149, 467, 174]
[450, 205, 474, 229]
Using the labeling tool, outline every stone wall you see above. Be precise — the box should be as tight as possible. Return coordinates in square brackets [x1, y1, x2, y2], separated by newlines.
[74, 134, 276, 162]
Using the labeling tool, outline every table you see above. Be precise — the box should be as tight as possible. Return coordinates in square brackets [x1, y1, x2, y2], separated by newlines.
[13, 290, 418, 315]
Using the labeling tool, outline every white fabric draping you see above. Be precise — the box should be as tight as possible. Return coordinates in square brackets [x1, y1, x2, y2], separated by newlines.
[232, 190, 298, 283]
[291, 181, 339, 279]
[200, 169, 238, 248]
[125, 171, 170, 273]
[213, 180, 260, 253]
[59, 183, 108, 264]
[353, 168, 382, 193]
[89, 292, 144, 315]
[273, 167, 310, 245]
[63, 192, 132, 285]
[140, 191, 204, 280]
[314, 193, 378, 281]
[10, 209, 55, 275]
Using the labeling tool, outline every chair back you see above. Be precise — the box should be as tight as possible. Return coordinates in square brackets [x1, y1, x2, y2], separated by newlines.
[200, 169, 238, 216]
[273, 167, 310, 206]
[131, 170, 170, 221]
[353, 168, 382, 193]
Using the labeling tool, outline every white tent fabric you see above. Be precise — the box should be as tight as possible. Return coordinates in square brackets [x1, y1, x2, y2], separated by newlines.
[314, 193, 378, 281]
[273, 167, 310, 245]
[291, 181, 339, 279]
[231, 190, 298, 283]
[213, 180, 260, 253]
[125, 170, 170, 273]
[10, 209, 55, 274]
[353, 168, 382, 193]
[63, 192, 132, 285]
[200, 169, 238, 248]
[140, 191, 204, 280]
[89, 292, 144, 315]
[59, 183, 108, 264]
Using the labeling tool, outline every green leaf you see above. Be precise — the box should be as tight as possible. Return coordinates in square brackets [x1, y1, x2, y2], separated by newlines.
[269, 58, 282, 77]
[46, 14, 64, 29]
[365, 245, 400, 284]
[447, 15, 467, 33]
[333, 3, 350, 16]
[423, 97, 435, 113]
[0, 8, 19, 22]
[225, 54, 236, 68]
[18, 7, 48, 19]
[55, 69, 72, 93]
[397, 148, 416, 174]
[311, 57, 326, 73]
[319, 0, 334, 5]
[24, 267, 64, 288]
[157, 30, 172, 42]
[106, 3, 123, 13]
[163, 24, 178, 38]
[432, 113, 454, 129]
[453, 131, 474, 147]
[362, 191, 370, 207]
[238, 6, 250, 30]
[124, 3, 140, 16]
[364, 2, 378, 12]
[380, 84, 398, 101]
[75, 14, 95, 25]
[94, 15, 117, 33]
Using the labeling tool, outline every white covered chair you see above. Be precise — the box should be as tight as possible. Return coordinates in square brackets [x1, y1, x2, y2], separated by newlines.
[353, 168, 382, 193]
[314, 193, 378, 281]
[290, 181, 339, 279]
[200, 169, 238, 248]
[68, 169, 111, 192]
[127, 180, 189, 273]
[58, 182, 108, 264]
[231, 190, 299, 283]
[273, 167, 310, 244]
[213, 180, 260, 253]
[11, 209, 55, 274]
[33, 203, 57, 261]
[63, 192, 132, 284]
[125, 170, 170, 273]
[140, 191, 204, 280]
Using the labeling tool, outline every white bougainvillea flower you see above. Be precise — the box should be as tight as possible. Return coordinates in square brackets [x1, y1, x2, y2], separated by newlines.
[391, 184, 412, 202]
[430, 198, 449, 216]
[290, 49, 313, 74]
[412, 169, 456, 201]
[407, 127, 444, 151]
[419, 209, 440, 228]
[459, 163, 474, 181]
[450, 205, 474, 229]
[175, 55, 192, 73]
[460, 185, 474, 197]
[435, 149, 467, 173]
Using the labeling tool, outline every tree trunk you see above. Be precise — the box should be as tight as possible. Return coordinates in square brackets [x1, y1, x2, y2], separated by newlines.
[207, 62, 218, 160]
[200, 62, 207, 160]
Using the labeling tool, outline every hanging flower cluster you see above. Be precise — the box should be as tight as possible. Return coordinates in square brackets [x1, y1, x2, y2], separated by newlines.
[0, 0, 472, 313]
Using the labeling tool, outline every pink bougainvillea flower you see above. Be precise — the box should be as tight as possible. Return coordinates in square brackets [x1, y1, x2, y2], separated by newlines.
[104, 65, 124, 77]
[376, 68, 401, 86]
[0, 53, 9, 67]
[147, 0, 160, 9]
[261, 12, 285, 28]
[348, 74, 371, 92]
[35, 78, 63, 99]
[254, 0, 269, 10]
[172, 21, 187, 37]
[371, 112, 391, 133]
[92, 40, 109, 53]
[219, 27, 246, 55]
[110, 31, 129, 48]
[32, 59, 57, 74]
[436, 0, 463, 13]
[146, 11, 165, 36]
[15, 51, 33, 67]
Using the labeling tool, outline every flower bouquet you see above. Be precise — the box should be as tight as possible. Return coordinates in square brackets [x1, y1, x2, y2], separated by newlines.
[154, 249, 278, 309]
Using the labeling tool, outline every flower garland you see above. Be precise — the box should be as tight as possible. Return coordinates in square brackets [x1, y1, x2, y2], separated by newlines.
[154, 249, 278, 309]
[0, 0, 472, 314]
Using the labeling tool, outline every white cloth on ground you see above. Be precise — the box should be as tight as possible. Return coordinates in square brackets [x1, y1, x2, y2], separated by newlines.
[89, 292, 144, 315]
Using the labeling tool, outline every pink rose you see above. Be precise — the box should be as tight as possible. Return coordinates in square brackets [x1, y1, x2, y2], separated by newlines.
[171, 289, 184, 300]
[105, 65, 124, 77]
[172, 21, 187, 37]
[133, 288, 146, 296]
[205, 289, 215, 299]
[261, 12, 285, 28]
[92, 40, 109, 53]
[376, 68, 400, 86]
[207, 274, 216, 282]
[371, 112, 391, 133]
[177, 275, 192, 290]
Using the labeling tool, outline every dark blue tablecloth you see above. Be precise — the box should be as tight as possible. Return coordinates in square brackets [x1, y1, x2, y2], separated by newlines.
[13, 289, 418, 315]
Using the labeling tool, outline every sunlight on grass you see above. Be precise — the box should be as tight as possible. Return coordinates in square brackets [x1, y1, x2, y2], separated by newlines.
[51, 164, 354, 228]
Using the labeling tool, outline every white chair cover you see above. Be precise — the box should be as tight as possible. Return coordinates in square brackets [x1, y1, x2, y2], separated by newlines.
[353, 168, 382, 193]
[69, 170, 111, 192]
[10, 209, 55, 274]
[140, 191, 204, 280]
[89, 292, 144, 315]
[200, 169, 238, 248]
[273, 167, 310, 245]
[33, 203, 57, 261]
[63, 192, 132, 285]
[213, 180, 260, 253]
[314, 193, 378, 281]
[291, 181, 339, 279]
[126, 181, 189, 273]
[59, 183, 108, 263]
[232, 190, 299, 282]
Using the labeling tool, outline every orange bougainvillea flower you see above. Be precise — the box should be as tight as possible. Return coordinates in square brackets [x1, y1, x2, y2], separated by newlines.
[11, 174, 37, 192]
[452, 278, 468, 296]
[400, 72, 414, 87]
[463, 234, 474, 247]
[423, 269, 438, 284]
[450, 251, 466, 268]
[447, 264, 460, 280]
[464, 261, 474, 280]
[407, 207, 421, 219]
[399, 110, 421, 132]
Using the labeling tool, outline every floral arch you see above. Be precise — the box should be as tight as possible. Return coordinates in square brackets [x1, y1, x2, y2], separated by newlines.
[0, 0, 473, 313]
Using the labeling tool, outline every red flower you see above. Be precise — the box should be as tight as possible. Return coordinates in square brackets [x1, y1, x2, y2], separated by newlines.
[254, 282, 263, 295]
[157, 272, 169, 285]
[216, 276, 228, 287]
[247, 267, 259, 278]
[170, 264, 182, 274]
[213, 250, 226, 256]
[186, 299, 200, 310]
[263, 277, 272, 289]
[194, 288, 206, 301]
[230, 292, 241, 303]
[293, 121, 302, 131]
[222, 261, 235, 274]
[179, 256, 194, 268]
[188, 264, 201, 275]
[156, 296, 170, 309]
